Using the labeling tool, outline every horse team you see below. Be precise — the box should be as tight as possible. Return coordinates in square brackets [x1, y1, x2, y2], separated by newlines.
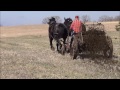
[47, 17, 113, 59]
[47, 17, 87, 59]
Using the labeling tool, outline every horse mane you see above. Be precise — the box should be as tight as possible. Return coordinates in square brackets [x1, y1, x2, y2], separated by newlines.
[57, 23, 67, 29]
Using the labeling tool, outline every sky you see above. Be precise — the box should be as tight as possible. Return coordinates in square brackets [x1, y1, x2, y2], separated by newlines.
[1, 11, 120, 26]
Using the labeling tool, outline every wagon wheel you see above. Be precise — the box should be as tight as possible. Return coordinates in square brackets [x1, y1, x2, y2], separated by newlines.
[103, 36, 113, 58]
[70, 37, 79, 60]
[58, 43, 62, 53]
[104, 48, 113, 58]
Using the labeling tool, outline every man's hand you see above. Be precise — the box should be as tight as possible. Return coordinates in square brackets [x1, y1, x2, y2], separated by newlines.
[71, 30, 74, 36]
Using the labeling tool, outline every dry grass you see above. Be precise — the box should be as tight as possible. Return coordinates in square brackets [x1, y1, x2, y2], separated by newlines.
[0, 24, 49, 38]
[0, 22, 120, 79]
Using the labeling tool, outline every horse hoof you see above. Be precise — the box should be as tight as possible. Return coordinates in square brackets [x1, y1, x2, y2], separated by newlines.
[61, 52, 65, 55]
[58, 51, 61, 53]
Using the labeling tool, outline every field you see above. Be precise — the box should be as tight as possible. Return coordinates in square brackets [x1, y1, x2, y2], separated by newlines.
[0, 21, 120, 79]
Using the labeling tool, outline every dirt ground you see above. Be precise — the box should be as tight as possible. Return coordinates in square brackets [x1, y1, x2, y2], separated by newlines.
[0, 22, 120, 79]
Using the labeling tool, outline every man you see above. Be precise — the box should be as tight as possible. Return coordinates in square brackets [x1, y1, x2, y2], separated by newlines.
[69, 16, 83, 48]
[70, 16, 82, 35]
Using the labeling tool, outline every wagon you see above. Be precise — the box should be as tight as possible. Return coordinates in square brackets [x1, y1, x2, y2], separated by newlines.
[69, 23, 113, 59]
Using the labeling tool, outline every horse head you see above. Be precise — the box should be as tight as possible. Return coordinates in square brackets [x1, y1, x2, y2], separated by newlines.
[64, 17, 73, 36]
[48, 17, 56, 25]
[64, 17, 73, 27]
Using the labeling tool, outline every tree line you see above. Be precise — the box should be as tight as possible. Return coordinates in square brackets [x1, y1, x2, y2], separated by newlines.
[42, 15, 120, 24]
[1, 15, 119, 26]
[98, 15, 120, 22]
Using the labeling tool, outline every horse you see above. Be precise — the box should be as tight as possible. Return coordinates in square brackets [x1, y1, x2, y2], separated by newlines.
[64, 17, 73, 36]
[47, 17, 68, 54]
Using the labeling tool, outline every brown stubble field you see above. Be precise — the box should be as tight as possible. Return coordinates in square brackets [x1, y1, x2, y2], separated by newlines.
[0, 21, 120, 79]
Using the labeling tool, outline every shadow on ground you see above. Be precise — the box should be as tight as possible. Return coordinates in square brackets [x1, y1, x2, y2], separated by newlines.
[76, 53, 120, 71]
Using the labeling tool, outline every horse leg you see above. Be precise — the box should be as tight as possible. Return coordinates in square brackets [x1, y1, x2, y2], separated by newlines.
[60, 38, 66, 55]
[70, 37, 73, 49]
[56, 40, 61, 53]
[56, 42, 59, 52]
[49, 36, 55, 51]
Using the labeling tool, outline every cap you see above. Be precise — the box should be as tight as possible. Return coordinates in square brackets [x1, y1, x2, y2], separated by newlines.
[75, 16, 79, 18]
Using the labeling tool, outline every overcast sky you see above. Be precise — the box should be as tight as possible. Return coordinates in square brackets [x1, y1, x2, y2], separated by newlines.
[1, 11, 120, 26]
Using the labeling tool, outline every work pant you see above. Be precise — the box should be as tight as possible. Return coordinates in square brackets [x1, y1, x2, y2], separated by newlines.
[70, 31, 83, 48]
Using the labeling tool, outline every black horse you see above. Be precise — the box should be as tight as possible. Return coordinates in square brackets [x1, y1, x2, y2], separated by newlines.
[48, 17, 68, 54]
[64, 17, 73, 36]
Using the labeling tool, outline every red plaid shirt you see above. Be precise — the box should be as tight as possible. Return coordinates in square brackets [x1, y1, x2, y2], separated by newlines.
[70, 18, 82, 33]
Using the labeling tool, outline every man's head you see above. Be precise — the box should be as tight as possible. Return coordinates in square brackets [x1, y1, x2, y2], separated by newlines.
[75, 16, 79, 19]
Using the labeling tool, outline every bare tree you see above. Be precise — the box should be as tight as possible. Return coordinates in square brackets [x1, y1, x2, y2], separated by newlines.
[98, 15, 114, 22]
[42, 16, 62, 24]
[53, 16, 62, 23]
[114, 15, 120, 21]
[81, 15, 91, 24]
[42, 17, 50, 24]
[99, 15, 108, 22]
[108, 16, 114, 21]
